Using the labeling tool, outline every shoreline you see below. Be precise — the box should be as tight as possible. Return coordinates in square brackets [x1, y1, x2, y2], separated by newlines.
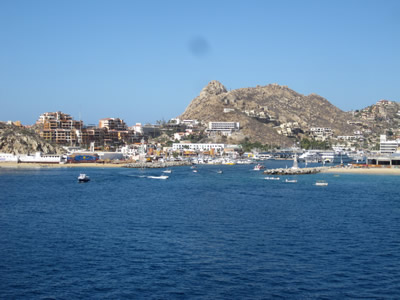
[0, 161, 192, 169]
[0, 162, 126, 168]
[2, 162, 400, 175]
[322, 167, 400, 175]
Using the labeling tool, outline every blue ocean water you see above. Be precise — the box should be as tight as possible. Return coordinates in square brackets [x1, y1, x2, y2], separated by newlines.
[1, 161, 400, 299]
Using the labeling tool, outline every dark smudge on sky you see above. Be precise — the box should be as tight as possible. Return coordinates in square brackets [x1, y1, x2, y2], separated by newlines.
[188, 36, 210, 58]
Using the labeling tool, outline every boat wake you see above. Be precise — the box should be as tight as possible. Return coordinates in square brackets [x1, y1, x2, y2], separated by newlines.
[147, 175, 169, 180]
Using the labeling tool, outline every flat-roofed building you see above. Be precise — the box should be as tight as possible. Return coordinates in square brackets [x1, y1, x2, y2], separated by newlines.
[207, 122, 240, 136]
[380, 135, 400, 154]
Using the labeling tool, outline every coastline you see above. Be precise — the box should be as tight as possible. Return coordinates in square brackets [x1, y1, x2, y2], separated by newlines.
[0, 162, 126, 169]
[0, 160, 192, 169]
[322, 167, 400, 175]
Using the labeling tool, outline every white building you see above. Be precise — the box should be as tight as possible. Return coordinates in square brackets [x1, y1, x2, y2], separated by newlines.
[310, 127, 333, 140]
[207, 122, 240, 136]
[380, 135, 400, 154]
[182, 120, 199, 127]
[0, 153, 18, 162]
[130, 123, 143, 135]
[0, 152, 65, 163]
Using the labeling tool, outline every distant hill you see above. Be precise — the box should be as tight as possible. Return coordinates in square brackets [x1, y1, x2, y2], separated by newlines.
[180, 80, 356, 145]
[0, 122, 64, 155]
[353, 100, 400, 136]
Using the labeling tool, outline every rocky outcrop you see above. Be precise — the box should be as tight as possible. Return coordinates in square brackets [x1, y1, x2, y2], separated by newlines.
[0, 123, 65, 155]
[199, 80, 227, 97]
[180, 81, 356, 145]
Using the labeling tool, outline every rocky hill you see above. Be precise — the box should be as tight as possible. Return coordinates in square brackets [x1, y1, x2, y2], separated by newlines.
[353, 100, 400, 136]
[0, 123, 65, 155]
[180, 80, 356, 145]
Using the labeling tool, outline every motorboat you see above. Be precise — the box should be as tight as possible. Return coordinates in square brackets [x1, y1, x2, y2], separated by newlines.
[163, 169, 172, 174]
[217, 170, 223, 174]
[285, 179, 297, 183]
[253, 164, 265, 171]
[315, 180, 328, 186]
[147, 175, 169, 179]
[264, 177, 280, 180]
[78, 174, 90, 182]
[193, 170, 198, 173]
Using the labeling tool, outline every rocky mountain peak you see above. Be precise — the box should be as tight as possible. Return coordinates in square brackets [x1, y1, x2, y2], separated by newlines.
[199, 80, 227, 98]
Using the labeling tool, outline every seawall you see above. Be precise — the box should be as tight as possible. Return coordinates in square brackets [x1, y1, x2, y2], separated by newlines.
[263, 167, 328, 175]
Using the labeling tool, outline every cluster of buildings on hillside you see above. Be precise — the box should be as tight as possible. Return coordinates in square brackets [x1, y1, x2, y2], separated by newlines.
[33, 112, 243, 150]
[36, 112, 143, 149]
[3, 105, 400, 163]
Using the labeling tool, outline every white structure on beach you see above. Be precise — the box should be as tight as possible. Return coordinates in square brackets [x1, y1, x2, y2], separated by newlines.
[0, 152, 65, 163]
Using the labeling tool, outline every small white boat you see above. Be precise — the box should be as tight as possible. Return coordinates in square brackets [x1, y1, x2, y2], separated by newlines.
[163, 169, 172, 174]
[285, 179, 297, 183]
[315, 180, 328, 186]
[78, 174, 90, 182]
[265, 177, 280, 180]
[193, 170, 198, 173]
[217, 170, 223, 174]
[147, 175, 169, 180]
[253, 164, 265, 171]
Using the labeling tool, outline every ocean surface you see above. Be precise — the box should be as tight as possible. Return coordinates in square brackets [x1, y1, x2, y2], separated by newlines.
[1, 160, 400, 299]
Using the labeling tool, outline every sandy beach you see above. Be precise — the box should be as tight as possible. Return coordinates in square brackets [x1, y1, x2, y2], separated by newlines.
[322, 167, 400, 175]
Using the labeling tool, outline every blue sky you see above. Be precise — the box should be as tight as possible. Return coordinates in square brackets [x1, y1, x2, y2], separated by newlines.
[0, 0, 399, 126]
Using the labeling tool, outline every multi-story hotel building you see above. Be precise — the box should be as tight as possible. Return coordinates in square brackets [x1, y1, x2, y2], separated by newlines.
[207, 122, 240, 136]
[37, 112, 83, 144]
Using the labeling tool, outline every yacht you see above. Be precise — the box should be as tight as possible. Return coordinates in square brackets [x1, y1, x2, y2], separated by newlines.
[298, 150, 322, 163]
[320, 151, 353, 164]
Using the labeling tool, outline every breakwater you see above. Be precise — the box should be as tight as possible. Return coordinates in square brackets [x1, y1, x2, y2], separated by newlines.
[125, 161, 192, 168]
[263, 167, 328, 175]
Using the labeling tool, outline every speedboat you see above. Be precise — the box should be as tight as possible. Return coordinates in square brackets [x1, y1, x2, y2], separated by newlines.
[147, 175, 169, 179]
[163, 169, 172, 174]
[315, 180, 328, 186]
[253, 164, 265, 171]
[193, 170, 198, 173]
[217, 170, 223, 174]
[285, 179, 297, 183]
[78, 174, 90, 182]
[265, 177, 280, 180]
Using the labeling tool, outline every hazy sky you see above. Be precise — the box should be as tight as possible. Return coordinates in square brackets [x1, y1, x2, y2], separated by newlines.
[1, 0, 399, 125]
